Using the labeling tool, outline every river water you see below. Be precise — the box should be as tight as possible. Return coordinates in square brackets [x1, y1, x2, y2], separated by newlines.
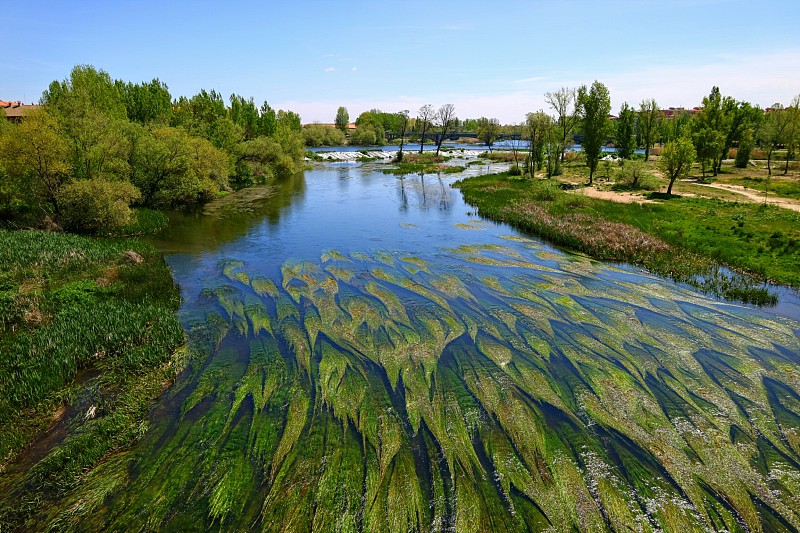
[90, 163, 800, 531]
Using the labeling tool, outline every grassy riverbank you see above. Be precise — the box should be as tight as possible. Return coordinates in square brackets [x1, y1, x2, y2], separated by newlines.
[0, 229, 185, 529]
[455, 171, 800, 304]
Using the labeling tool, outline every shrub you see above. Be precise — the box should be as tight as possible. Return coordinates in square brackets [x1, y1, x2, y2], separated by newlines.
[616, 160, 660, 190]
[57, 179, 141, 232]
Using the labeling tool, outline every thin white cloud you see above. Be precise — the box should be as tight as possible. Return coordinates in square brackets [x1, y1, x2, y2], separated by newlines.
[324, 67, 335, 73]
[352, 67, 357, 71]
[282, 49, 800, 124]
[514, 76, 548, 84]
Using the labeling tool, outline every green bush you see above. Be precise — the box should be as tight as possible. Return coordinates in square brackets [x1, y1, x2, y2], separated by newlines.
[57, 179, 141, 232]
[616, 160, 660, 190]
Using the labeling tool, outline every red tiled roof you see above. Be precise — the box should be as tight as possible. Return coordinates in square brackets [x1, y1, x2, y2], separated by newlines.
[1, 100, 39, 118]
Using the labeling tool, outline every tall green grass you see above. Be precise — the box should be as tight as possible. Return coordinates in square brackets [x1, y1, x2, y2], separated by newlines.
[0, 228, 184, 530]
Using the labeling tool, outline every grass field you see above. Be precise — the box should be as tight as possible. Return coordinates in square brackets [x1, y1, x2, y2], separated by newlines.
[455, 163, 800, 302]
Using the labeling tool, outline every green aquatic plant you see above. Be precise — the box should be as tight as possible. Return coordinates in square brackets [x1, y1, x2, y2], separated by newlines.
[36, 240, 800, 532]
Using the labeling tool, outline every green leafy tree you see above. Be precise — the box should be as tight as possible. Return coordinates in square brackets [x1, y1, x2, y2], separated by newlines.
[42, 64, 127, 120]
[171, 89, 226, 139]
[349, 127, 378, 146]
[277, 110, 302, 133]
[693, 127, 723, 178]
[577, 81, 612, 184]
[659, 135, 696, 195]
[758, 104, 791, 175]
[234, 136, 297, 187]
[57, 178, 141, 232]
[229, 94, 260, 140]
[335, 106, 349, 133]
[302, 124, 345, 147]
[734, 128, 755, 169]
[524, 111, 551, 177]
[0, 109, 71, 213]
[693, 87, 759, 176]
[783, 95, 800, 175]
[116, 78, 172, 124]
[721, 101, 762, 172]
[477, 117, 500, 151]
[129, 126, 228, 206]
[42, 65, 131, 182]
[638, 99, 660, 161]
[258, 101, 277, 137]
[615, 102, 636, 160]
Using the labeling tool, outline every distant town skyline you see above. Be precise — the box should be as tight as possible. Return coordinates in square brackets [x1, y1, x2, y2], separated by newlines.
[2, 0, 799, 123]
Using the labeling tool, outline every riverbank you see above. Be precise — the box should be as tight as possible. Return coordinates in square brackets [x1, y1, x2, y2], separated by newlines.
[455, 171, 800, 304]
[0, 229, 185, 529]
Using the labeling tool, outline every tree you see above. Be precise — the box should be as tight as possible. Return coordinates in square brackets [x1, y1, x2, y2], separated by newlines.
[638, 99, 660, 161]
[42, 65, 127, 121]
[277, 110, 302, 133]
[302, 124, 345, 147]
[258, 101, 277, 137]
[433, 104, 456, 156]
[524, 111, 552, 177]
[719, 100, 762, 173]
[477, 117, 500, 151]
[42, 65, 131, 182]
[117, 78, 172, 124]
[658, 135, 695, 195]
[0, 108, 71, 213]
[577, 81, 612, 184]
[692, 127, 723, 178]
[784, 95, 800, 175]
[758, 104, 791, 175]
[544, 87, 579, 175]
[57, 178, 141, 232]
[693, 87, 759, 176]
[229, 94, 260, 140]
[335, 106, 349, 133]
[397, 110, 409, 160]
[416, 104, 434, 154]
[734, 127, 755, 169]
[129, 126, 228, 206]
[615, 102, 636, 160]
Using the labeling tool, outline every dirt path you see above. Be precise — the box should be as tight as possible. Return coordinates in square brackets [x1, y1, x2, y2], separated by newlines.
[569, 186, 656, 204]
[686, 181, 800, 213]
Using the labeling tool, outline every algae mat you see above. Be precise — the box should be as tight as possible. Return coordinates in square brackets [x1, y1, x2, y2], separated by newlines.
[55, 236, 800, 532]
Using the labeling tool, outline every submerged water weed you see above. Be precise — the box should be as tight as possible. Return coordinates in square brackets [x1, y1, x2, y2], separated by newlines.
[62, 241, 800, 532]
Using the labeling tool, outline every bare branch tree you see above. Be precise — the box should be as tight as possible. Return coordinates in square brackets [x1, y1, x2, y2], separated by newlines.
[417, 104, 434, 154]
[434, 104, 456, 156]
[544, 87, 578, 175]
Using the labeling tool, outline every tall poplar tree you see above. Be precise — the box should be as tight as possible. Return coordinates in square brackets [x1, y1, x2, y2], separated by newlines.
[577, 81, 612, 184]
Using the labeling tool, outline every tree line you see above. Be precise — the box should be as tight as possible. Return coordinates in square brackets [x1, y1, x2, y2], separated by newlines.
[0, 65, 306, 232]
[325, 84, 800, 193]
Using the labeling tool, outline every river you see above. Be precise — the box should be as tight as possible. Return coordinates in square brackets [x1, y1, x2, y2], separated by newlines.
[86, 162, 800, 531]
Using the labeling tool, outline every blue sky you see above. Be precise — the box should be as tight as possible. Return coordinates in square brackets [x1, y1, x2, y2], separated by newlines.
[3, 0, 799, 123]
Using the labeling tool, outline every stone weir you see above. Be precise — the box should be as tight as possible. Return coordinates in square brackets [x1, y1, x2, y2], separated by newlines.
[311, 149, 484, 161]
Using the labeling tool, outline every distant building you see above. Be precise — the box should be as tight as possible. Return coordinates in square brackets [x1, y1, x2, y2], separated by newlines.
[1, 100, 40, 122]
[660, 107, 701, 119]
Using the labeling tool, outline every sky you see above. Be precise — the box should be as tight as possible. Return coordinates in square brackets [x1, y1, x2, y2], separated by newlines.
[2, 0, 799, 124]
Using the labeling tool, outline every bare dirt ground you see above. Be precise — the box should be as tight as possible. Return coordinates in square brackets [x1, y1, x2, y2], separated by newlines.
[686, 181, 800, 212]
[571, 186, 657, 204]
